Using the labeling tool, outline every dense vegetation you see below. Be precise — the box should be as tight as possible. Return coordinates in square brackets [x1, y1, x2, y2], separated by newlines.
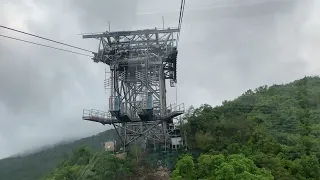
[0, 129, 118, 180]
[2, 76, 320, 180]
[172, 76, 320, 180]
[39, 146, 133, 180]
[40, 145, 169, 180]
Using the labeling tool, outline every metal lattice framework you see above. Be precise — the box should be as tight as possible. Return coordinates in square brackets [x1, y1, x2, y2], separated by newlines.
[82, 27, 184, 151]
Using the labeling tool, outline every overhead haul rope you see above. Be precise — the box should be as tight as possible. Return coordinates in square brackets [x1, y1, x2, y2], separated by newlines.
[0, 34, 93, 57]
[175, 0, 186, 106]
[0, 25, 94, 53]
[177, 0, 186, 44]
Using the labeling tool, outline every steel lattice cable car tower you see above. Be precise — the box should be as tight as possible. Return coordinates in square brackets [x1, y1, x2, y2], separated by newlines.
[81, 27, 184, 152]
[81, 1, 186, 153]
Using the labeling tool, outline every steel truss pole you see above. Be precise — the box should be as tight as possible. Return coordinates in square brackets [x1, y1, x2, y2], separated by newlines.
[81, 28, 184, 153]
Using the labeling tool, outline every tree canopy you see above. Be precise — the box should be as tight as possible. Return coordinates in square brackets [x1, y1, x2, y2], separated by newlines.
[172, 76, 320, 180]
[41, 146, 133, 180]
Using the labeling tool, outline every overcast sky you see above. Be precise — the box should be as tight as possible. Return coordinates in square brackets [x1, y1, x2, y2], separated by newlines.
[0, 0, 320, 159]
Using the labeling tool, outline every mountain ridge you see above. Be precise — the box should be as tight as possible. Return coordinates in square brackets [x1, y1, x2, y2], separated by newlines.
[0, 129, 118, 180]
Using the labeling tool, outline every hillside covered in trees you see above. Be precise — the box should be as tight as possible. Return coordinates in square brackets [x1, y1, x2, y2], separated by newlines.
[2, 76, 320, 180]
[39, 145, 171, 180]
[0, 129, 118, 180]
[172, 76, 320, 179]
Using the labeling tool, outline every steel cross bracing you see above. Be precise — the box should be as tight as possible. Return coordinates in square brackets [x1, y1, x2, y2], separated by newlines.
[82, 28, 184, 151]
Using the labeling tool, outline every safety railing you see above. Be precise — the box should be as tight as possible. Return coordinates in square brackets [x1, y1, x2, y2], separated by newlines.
[167, 123, 180, 130]
[166, 103, 185, 114]
[82, 109, 114, 121]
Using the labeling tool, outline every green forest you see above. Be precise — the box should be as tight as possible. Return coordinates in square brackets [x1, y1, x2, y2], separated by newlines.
[2, 76, 320, 180]
[0, 129, 119, 180]
[39, 145, 171, 180]
[172, 76, 320, 180]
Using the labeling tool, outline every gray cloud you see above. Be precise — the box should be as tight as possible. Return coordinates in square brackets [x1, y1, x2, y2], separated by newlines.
[66, 0, 139, 31]
[0, 0, 114, 158]
[1, 0, 320, 158]
[175, 0, 317, 105]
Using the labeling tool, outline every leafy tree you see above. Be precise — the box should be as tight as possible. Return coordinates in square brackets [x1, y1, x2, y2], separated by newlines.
[88, 151, 132, 180]
[171, 154, 195, 180]
[195, 154, 273, 180]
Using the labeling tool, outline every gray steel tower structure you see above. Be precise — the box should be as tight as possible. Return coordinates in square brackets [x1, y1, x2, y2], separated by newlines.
[82, 28, 184, 151]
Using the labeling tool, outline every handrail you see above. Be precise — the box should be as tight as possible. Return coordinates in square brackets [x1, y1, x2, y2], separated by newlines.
[166, 103, 185, 113]
[82, 109, 114, 120]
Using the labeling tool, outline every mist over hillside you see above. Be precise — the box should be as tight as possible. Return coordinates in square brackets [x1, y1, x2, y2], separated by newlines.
[0, 129, 117, 180]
